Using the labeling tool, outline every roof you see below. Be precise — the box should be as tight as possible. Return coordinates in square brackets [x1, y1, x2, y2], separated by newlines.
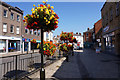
[74, 34, 83, 36]
[0, 1, 23, 14]
[83, 28, 94, 33]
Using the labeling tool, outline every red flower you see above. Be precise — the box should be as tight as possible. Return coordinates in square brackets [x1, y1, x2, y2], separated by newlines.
[34, 22, 38, 25]
[40, 4, 44, 7]
[27, 25, 31, 28]
[23, 20, 25, 22]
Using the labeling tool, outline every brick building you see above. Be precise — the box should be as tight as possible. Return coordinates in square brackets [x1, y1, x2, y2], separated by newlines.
[0, 1, 23, 53]
[21, 22, 41, 52]
[101, 1, 120, 55]
[83, 28, 94, 48]
[94, 19, 102, 47]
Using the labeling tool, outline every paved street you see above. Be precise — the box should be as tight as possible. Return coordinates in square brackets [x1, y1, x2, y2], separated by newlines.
[28, 49, 120, 79]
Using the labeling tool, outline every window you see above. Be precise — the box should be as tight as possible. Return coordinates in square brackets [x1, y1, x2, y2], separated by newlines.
[86, 33, 88, 37]
[86, 37, 89, 41]
[3, 23, 7, 32]
[25, 29, 28, 34]
[110, 8, 113, 21]
[116, 2, 119, 16]
[17, 15, 20, 21]
[4, 10, 7, 17]
[38, 30, 40, 36]
[11, 13, 14, 20]
[30, 29, 33, 34]
[16, 26, 19, 34]
[105, 13, 108, 24]
[10, 25, 14, 33]
[34, 30, 37, 35]
[38, 32, 40, 36]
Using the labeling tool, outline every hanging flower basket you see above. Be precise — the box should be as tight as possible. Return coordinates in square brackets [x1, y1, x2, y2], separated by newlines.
[37, 41, 57, 56]
[23, 1, 59, 32]
[60, 31, 73, 41]
[31, 39, 37, 43]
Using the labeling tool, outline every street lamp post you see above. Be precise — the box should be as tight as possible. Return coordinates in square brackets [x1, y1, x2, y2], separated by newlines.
[40, 28, 45, 80]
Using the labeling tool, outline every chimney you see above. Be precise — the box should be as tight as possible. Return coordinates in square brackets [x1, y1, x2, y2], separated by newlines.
[79, 33, 81, 35]
[87, 28, 90, 31]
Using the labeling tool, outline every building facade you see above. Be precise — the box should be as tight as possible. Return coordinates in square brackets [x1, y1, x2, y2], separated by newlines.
[83, 28, 94, 48]
[21, 22, 41, 52]
[101, 2, 120, 55]
[94, 19, 102, 48]
[73, 33, 83, 48]
[0, 1, 23, 53]
[44, 32, 53, 41]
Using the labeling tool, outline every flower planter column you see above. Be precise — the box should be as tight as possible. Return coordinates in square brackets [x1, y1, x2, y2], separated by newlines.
[40, 28, 45, 80]
[66, 40, 69, 62]
[72, 43, 74, 56]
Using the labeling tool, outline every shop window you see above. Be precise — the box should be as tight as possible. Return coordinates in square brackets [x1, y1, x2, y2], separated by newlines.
[3, 23, 7, 32]
[16, 26, 19, 34]
[116, 2, 119, 16]
[4, 9, 7, 17]
[11, 12, 14, 20]
[0, 40, 6, 53]
[10, 25, 14, 33]
[17, 15, 20, 21]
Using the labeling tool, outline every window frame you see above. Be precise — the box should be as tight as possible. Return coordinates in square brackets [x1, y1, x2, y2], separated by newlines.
[25, 29, 29, 34]
[110, 8, 113, 21]
[17, 15, 20, 21]
[116, 2, 119, 16]
[3, 23, 7, 32]
[10, 25, 14, 33]
[16, 26, 19, 34]
[3, 9, 7, 17]
[11, 12, 14, 20]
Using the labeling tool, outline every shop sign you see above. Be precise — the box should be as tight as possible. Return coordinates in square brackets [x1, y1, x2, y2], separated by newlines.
[26, 39, 30, 42]
[22, 38, 25, 42]
[36, 40, 41, 43]
[103, 32, 115, 38]
[103, 26, 109, 32]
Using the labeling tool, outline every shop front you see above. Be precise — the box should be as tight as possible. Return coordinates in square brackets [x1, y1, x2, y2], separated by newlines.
[0, 40, 6, 53]
[31, 40, 41, 50]
[8, 40, 20, 52]
[103, 32, 115, 51]
[0, 36, 21, 53]
[22, 38, 31, 52]
[102, 26, 116, 54]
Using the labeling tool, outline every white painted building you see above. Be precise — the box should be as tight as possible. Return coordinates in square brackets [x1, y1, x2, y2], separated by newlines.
[44, 32, 53, 41]
[73, 33, 83, 48]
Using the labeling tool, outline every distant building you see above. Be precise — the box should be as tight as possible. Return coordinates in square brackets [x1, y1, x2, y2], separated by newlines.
[101, 2, 120, 55]
[83, 28, 94, 48]
[94, 19, 102, 48]
[53, 35, 61, 45]
[73, 32, 83, 48]
[0, 1, 23, 53]
[44, 32, 53, 41]
[22, 22, 41, 52]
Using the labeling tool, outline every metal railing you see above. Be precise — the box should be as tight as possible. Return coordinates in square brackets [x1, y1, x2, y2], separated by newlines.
[0, 49, 63, 80]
